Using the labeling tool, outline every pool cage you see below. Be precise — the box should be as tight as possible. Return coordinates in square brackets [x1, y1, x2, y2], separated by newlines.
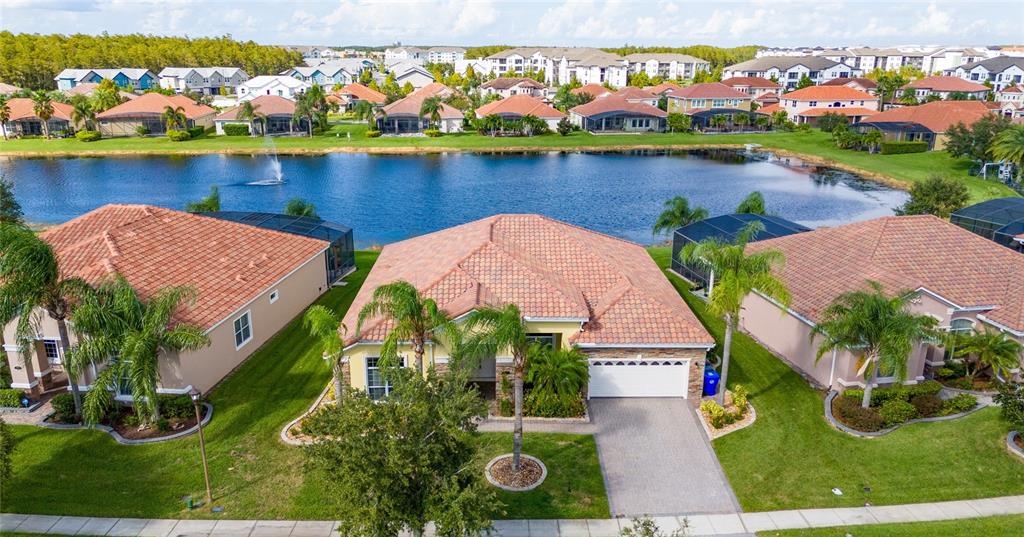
[950, 197, 1024, 253]
[199, 212, 356, 283]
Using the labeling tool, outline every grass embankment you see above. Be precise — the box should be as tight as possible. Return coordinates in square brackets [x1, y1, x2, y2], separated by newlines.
[756, 514, 1024, 537]
[0, 127, 1014, 202]
[648, 247, 1024, 512]
[2, 250, 608, 520]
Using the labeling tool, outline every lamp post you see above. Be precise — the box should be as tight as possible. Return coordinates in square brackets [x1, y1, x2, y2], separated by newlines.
[189, 388, 212, 508]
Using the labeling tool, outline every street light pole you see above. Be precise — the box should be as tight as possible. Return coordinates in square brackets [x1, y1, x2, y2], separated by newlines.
[189, 388, 212, 508]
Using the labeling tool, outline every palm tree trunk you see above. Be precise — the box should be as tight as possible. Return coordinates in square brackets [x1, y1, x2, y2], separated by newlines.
[56, 318, 83, 417]
[513, 367, 524, 472]
[152, 396, 162, 423]
[862, 359, 880, 409]
[42, 120, 50, 139]
[413, 339, 425, 376]
[716, 315, 734, 406]
[332, 357, 344, 403]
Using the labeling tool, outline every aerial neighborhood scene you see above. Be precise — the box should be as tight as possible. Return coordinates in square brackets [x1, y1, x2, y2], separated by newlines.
[2, 1, 1024, 536]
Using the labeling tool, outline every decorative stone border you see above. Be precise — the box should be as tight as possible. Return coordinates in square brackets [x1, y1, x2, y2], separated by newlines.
[280, 383, 333, 446]
[0, 400, 45, 414]
[484, 453, 547, 492]
[1009, 431, 1024, 461]
[484, 412, 590, 425]
[38, 402, 213, 445]
[696, 401, 756, 440]
[824, 391, 986, 438]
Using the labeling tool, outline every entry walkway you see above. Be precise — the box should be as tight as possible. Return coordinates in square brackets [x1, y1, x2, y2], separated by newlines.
[4, 495, 1022, 536]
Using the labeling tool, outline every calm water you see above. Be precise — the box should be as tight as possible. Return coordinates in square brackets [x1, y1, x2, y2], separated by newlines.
[1, 150, 907, 247]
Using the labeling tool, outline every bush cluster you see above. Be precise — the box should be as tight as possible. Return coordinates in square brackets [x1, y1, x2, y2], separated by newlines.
[910, 394, 944, 417]
[832, 395, 885, 432]
[941, 393, 978, 415]
[222, 123, 250, 136]
[75, 130, 102, 142]
[51, 393, 78, 422]
[700, 385, 751, 429]
[365, 129, 382, 138]
[158, 394, 195, 420]
[880, 141, 928, 154]
[186, 126, 205, 138]
[842, 380, 942, 407]
[994, 382, 1024, 429]
[166, 129, 191, 142]
[0, 389, 24, 408]
[879, 398, 918, 426]
[423, 128, 442, 137]
[135, 125, 150, 137]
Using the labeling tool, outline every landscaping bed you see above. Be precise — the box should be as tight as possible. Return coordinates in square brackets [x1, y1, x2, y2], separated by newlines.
[698, 386, 755, 439]
[43, 392, 208, 441]
[484, 454, 547, 491]
[830, 381, 979, 433]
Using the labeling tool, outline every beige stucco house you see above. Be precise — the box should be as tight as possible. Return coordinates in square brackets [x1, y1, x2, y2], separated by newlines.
[340, 214, 714, 400]
[3, 205, 337, 397]
[740, 216, 1023, 390]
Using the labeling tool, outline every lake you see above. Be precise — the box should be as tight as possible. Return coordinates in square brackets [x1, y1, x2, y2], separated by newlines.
[1, 150, 907, 247]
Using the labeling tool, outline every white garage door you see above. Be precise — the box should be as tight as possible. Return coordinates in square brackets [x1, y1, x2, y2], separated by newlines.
[588, 359, 690, 398]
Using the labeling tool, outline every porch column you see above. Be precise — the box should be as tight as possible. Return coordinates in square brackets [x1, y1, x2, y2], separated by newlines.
[4, 341, 39, 395]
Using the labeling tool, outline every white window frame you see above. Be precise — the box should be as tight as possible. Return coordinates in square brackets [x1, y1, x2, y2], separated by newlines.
[41, 339, 62, 365]
[366, 356, 406, 400]
[233, 310, 253, 350]
[269, 289, 279, 304]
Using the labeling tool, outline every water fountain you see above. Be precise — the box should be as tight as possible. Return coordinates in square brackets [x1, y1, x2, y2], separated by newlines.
[246, 135, 285, 186]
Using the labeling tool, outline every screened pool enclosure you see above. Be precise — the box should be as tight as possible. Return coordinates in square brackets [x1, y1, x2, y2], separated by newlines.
[950, 197, 1024, 253]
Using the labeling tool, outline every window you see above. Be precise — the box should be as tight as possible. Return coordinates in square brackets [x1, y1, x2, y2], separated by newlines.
[269, 290, 279, 304]
[233, 311, 253, 349]
[950, 318, 974, 333]
[367, 356, 405, 400]
[809, 101, 818, 107]
[712, 99, 725, 108]
[42, 339, 61, 365]
[527, 333, 558, 348]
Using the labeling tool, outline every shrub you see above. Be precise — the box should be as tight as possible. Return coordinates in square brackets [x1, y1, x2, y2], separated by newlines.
[879, 398, 918, 426]
[880, 141, 928, 154]
[156, 418, 170, 432]
[700, 399, 728, 429]
[832, 395, 885, 432]
[935, 367, 956, 379]
[557, 117, 573, 136]
[222, 123, 250, 136]
[843, 380, 942, 407]
[910, 394, 944, 417]
[365, 129, 382, 138]
[166, 129, 191, 142]
[994, 382, 1024, 429]
[158, 394, 194, 420]
[0, 389, 23, 408]
[731, 384, 749, 411]
[51, 393, 78, 422]
[135, 125, 150, 137]
[794, 123, 812, 133]
[941, 394, 978, 415]
[423, 128, 442, 137]
[498, 398, 513, 417]
[75, 130, 102, 142]
[186, 126, 205, 138]
[524, 390, 585, 418]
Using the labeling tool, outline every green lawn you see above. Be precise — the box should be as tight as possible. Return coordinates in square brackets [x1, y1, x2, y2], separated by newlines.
[756, 514, 1024, 537]
[647, 247, 1024, 512]
[0, 127, 1015, 202]
[1, 250, 608, 520]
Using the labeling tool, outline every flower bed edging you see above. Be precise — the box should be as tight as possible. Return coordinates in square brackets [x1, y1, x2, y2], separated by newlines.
[696, 401, 756, 440]
[825, 391, 986, 438]
[280, 383, 332, 446]
[1008, 431, 1024, 461]
[484, 453, 547, 492]
[0, 400, 45, 414]
[39, 402, 213, 445]
[484, 412, 590, 425]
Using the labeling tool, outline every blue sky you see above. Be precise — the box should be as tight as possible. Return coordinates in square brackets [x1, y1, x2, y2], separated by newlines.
[2, 0, 1020, 48]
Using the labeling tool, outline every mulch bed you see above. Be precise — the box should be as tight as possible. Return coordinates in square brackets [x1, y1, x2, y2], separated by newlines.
[1015, 434, 1023, 450]
[488, 456, 543, 489]
[45, 406, 207, 440]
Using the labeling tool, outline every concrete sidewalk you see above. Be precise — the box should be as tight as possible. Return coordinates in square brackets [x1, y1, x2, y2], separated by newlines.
[3, 495, 1023, 536]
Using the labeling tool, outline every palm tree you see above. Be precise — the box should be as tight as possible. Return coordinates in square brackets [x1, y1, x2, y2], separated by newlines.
[356, 280, 452, 375]
[954, 328, 1022, 382]
[91, 81, 123, 113]
[235, 100, 260, 137]
[293, 94, 316, 138]
[161, 105, 186, 132]
[810, 281, 937, 408]
[0, 96, 11, 140]
[284, 198, 318, 218]
[303, 305, 347, 400]
[862, 129, 884, 154]
[991, 125, 1024, 180]
[353, 100, 376, 128]
[525, 345, 589, 399]
[31, 90, 54, 139]
[464, 303, 532, 471]
[70, 96, 95, 132]
[185, 186, 220, 212]
[0, 225, 92, 416]
[733, 113, 750, 131]
[681, 222, 790, 405]
[769, 110, 789, 128]
[709, 114, 728, 132]
[735, 191, 766, 215]
[652, 196, 709, 236]
[419, 96, 443, 129]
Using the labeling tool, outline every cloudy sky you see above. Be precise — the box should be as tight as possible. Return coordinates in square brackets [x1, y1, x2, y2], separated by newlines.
[2, 0, 1020, 48]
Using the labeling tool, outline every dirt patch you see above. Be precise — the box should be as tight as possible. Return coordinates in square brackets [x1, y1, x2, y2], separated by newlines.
[1015, 434, 1023, 450]
[488, 455, 544, 489]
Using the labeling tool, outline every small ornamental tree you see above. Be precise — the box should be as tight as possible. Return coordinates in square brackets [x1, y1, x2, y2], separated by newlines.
[994, 382, 1024, 431]
[893, 175, 969, 219]
[666, 113, 691, 133]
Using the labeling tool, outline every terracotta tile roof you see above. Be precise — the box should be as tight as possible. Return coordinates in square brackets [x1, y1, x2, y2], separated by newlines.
[756, 103, 781, 114]
[571, 83, 612, 98]
[480, 77, 546, 90]
[62, 83, 137, 101]
[754, 92, 780, 103]
[782, 86, 878, 102]
[96, 93, 216, 120]
[614, 86, 657, 100]
[382, 83, 463, 119]
[0, 82, 21, 94]
[796, 107, 878, 118]
[569, 95, 667, 118]
[860, 100, 992, 133]
[475, 95, 565, 119]
[644, 82, 681, 95]
[721, 76, 780, 89]
[1001, 85, 1023, 93]
[4, 98, 74, 121]
[40, 205, 328, 330]
[748, 215, 1024, 332]
[668, 82, 750, 100]
[215, 95, 295, 120]
[342, 215, 713, 348]
[821, 77, 878, 89]
[903, 76, 989, 93]
[336, 83, 386, 104]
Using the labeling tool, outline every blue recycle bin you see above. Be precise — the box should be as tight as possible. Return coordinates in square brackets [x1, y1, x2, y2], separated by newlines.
[703, 365, 720, 397]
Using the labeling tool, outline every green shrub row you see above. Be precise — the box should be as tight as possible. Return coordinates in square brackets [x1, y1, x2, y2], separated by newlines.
[523, 391, 585, 418]
[365, 129, 382, 138]
[842, 380, 942, 407]
[158, 394, 196, 420]
[832, 395, 885, 431]
[941, 393, 978, 415]
[423, 128, 442, 137]
[75, 130, 102, 142]
[166, 129, 191, 142]
[222, 123, 250, 136]
[0, 388, 24, 407]
[880, 141, 928, 154]
[186, 126, 206, 138]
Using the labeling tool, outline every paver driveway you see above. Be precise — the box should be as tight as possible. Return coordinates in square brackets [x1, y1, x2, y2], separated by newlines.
[589, 398, 741, 517]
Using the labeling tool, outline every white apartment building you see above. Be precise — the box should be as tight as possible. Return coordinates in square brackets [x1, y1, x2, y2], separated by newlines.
[950, 57, 1024, 91]
[624, 53, 710, 80]
[158, 67, 249, 95]
[723, 57, 856, 89]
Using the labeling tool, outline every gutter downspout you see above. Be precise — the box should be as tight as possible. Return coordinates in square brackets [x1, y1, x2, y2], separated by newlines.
[708, 269, 715, 299]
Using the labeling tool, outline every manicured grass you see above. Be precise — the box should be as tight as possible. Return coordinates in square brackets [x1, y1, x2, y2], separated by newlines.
[2, 250, 607, 519]
[648, 247, 1024, 512]
[1, 127, 1015, 202]
[756, 514, 1024, 536]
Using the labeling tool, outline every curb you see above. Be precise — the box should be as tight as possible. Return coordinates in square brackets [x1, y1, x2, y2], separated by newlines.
[38, 402, 213, 445]
[824, 391, 986, 438]
[484, 453, 548, 492]
[696, 401, 757, 440]
[280, 383, 332, 446]
[1009, 431, 1024, 461]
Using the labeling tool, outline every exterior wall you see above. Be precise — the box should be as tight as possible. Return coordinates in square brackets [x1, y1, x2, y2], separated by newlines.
[781, 96, 879, 121]
[395, 71, 434, 89]
[3, 313, 76, 394]
[666, 96, 752, 114]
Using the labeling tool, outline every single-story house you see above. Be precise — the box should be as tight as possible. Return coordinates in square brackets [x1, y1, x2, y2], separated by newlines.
[741, 215, 1024, 390]
[332, 83, 386, 110]
[569, 95, 667, 133]
[856, 100, 993, 150]
[61, 83, 137, 102]
[474, 94, 566, 129]
[0, 98, 75, 137]
[236, 75, 311, 102]
[340, 214, 715, 400]
[0, 82, 23, 95]
[479, 77, 546, 99]
[2, 205, 345, 396]
[389, 62, 435, 90]
[214, 95, 308, 135]
[950, 198, 1024, 253]
[571, 83, 613, 100]
[902, 76, 989, 101]
[612, 86, 659, 106]
[54, 68, 156, 92]
[820, 77, 878, 95]
[779, 85, 879, 125]
[720, 76, 781, 99]
[378, 83, 463, 134]
[96, 93, 217, 137]
[158, 67, 250, 95]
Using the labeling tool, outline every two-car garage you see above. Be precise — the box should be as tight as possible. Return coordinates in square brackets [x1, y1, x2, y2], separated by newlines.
[587, 358, 692, 398]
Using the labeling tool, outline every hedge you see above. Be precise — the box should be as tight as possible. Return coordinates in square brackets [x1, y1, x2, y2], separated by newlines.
[880, 141, 928, 154]
[166, 129, 191, 142]
[842, 380, 941, 407]
[0, 389, 24, 408]
[75, 130, 102, 142]
[222, 123, 250, 136]
[365, 129, 382, 138]
[186, 126, 205, 138]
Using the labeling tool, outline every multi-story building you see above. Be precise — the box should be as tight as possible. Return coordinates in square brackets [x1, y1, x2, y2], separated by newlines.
[158, 67, 249, 96]
[723, 57, 856, 89]
[54, 68, 157, 91]
[949, 57, 1024, 91]
[426, 47, 466, 64]
[623, 53, 710, 81]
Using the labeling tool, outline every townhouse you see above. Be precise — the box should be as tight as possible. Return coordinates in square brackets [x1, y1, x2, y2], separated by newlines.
[54, 68, 156, 92]
[950, 57, 1024, 91]
[285, 60, 373, 89]
[723, 57, 856, 89]
[902, 76, 990, 101]
[158, 67, 249, 95]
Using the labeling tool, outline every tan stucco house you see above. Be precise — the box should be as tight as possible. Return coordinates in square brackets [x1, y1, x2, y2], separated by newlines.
[740, 215, 1023, 390]
[3, 205, 339, 397]
[340, 214, 714, 400]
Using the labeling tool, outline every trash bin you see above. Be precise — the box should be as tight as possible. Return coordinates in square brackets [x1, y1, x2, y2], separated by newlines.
[703, 365, 720, 397]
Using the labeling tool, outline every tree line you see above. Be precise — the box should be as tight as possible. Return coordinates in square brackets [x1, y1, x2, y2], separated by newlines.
[0, 32, 303, 90]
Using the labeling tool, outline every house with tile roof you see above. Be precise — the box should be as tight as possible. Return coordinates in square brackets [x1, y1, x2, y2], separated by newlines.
[856, 100, 994, 150]
[331, 83, 387, 111]
[60, 83, 137, 102]
[378, 83, 464, 134]
[0, 82, 22, 95]
[2, 205, 338, 396]
[665, 83, 757, 129]
[54, 68, 156, 92]
[569, 95, 667, 133]
[158, 67, 249, 95]
[612, 86, 659, 106]
[720, 77, 781, 99]
[995, 85, 1024, 119]
[902, 76, 990, 101]
[820, 77, 878, 95]
[740, 215, 1024, 390]
[479, 77, 547, 99]
[779, 85, 879, 126]
[571, 83, 613, 99]
[475, 95, 566, 129]
[341, 214, 714, 399]
[96, 93, 217, 137]
[0, 98, 75, 138]
[643, 81, 682, 96]
[214, 95, 307, 135]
